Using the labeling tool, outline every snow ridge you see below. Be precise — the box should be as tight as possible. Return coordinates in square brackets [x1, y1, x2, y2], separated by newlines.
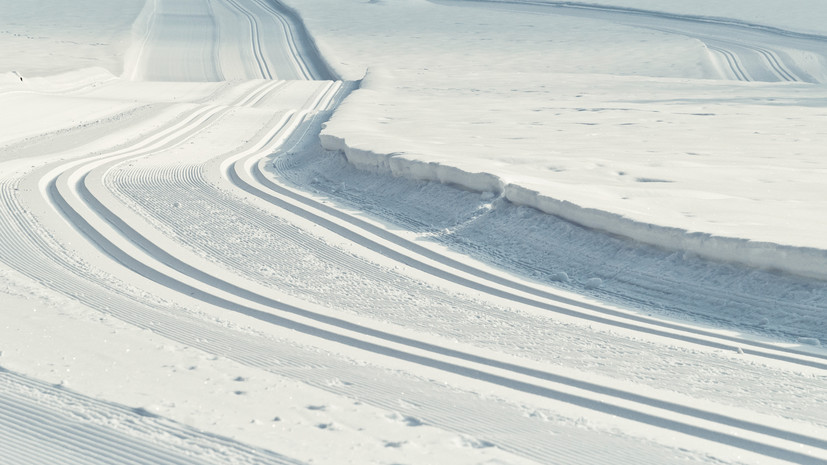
[321, 128, 827, 282]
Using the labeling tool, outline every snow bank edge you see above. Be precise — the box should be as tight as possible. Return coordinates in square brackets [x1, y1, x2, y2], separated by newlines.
[319, 133, 505, 195]
[320, 133, 827, 282]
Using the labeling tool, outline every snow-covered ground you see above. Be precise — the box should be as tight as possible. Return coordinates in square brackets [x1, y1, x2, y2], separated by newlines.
[287, 0, 827, 279]
[1, 0, 827, 464]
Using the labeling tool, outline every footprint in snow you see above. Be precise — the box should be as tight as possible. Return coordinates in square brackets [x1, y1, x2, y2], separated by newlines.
[402, 416, 423, 427]
[455, 435, 495, 449]
[386, 412, 423, 426]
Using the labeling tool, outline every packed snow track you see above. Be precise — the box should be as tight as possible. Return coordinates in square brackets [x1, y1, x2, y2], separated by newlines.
[1, 0, 826, 464]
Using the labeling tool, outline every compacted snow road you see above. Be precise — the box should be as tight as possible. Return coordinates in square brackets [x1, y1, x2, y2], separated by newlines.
[1, 0, 826, 464]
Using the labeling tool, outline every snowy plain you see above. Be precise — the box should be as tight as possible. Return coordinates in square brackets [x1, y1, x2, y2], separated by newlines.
[1, 0, 827, 464]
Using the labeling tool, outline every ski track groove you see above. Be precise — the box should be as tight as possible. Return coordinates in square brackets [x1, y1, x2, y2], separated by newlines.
[248, 0, 313, 79]
[0, 196, 660, 464]
[754, 46, 798, 81]
[708, 45, 751, 81]
[0, 80, 610, 463]
[31, 81, 826, 463]
[444, 0, 817, 83]
[0, 155, 820, 463]
[3, 0, 826, 463]
[223, 0, 272, 79]
[123, 136, 827, 382]
[453, 0, 827, 43]
[112, 164, 429, 300]
[260, 142, 827, 369]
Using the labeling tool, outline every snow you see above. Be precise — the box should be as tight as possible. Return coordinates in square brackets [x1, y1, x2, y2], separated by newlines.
[541, 0, 827, 36]
[1, 0, 827, 464]
[285, 0, 827, 279]
[0, 0, 145, 77]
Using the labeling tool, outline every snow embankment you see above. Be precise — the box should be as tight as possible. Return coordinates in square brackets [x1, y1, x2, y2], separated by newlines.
[321, 67, 827, 281]
[320, 134, 505, 196]
[322, 121, 827, 282]
[504, 184, 827, 281]
[279, 0, 827, 282]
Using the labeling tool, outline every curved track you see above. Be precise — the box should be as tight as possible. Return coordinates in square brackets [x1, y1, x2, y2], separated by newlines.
[2, 0, 827, 463]
[6, 78, 823, 463]
[133, 0, 333, 81]
[434, 0, 827, 83]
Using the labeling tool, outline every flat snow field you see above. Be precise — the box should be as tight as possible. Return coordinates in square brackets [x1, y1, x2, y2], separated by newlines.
[1, 0, 827, 464]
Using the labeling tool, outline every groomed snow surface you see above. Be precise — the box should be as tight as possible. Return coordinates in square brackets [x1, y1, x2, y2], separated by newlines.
[1, 0, 826, 464]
